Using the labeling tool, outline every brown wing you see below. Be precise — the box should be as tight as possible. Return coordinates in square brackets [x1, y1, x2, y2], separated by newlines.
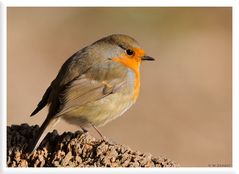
[30, 49, 90, 117]
[55, 72, 127, 117]
[52, 57, 129, 117]
[31, 46, 129, 117]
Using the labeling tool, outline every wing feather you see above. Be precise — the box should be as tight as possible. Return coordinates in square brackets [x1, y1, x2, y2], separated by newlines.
[55, 73, 127, 116]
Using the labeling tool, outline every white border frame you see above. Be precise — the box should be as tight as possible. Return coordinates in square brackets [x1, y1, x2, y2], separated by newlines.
[0, 0, 238, 174]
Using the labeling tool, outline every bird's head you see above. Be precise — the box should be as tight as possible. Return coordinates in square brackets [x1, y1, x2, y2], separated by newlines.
[92, 34, 155, 72]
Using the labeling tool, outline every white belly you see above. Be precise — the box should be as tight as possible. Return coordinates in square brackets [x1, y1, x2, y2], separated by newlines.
[62, 91, 134, 127]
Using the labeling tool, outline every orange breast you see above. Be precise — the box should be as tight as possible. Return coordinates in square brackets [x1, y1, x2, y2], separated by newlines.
[112, 56, 141, 101]
[132, 69, 140, 101]
[112, 47, 144, 101]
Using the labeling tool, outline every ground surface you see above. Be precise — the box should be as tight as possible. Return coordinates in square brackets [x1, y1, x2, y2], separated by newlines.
[7, 124, 178, 167]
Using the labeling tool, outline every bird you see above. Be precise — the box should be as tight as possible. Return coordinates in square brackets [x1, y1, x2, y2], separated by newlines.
[26, 34, 155, 153]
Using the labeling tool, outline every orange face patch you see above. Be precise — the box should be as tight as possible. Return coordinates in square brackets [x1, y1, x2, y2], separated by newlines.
[112, 48, 145, 101]
[112, 47, 145, 71]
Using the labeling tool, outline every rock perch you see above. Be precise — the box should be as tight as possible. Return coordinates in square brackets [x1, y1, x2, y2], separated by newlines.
[7, 124, 178, 167]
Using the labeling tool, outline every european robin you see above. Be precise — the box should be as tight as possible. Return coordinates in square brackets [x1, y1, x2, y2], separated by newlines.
[27, 34, 155, 153]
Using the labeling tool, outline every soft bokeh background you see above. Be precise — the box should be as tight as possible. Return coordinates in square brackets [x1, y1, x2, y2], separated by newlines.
[7, 7, 232, 167]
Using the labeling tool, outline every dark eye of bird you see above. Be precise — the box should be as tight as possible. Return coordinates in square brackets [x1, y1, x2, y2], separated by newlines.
[126, 49, 134, 56]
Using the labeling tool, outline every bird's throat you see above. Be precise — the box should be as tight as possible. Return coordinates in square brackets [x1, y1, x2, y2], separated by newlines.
[112, 57, 141, 101]
[133, 69, 140, 101]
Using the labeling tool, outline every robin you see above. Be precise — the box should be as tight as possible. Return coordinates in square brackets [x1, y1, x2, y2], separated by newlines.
[27, 34, 155, 153]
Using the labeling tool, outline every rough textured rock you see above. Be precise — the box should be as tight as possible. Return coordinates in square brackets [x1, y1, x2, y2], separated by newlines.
[7, 124, 178, 167]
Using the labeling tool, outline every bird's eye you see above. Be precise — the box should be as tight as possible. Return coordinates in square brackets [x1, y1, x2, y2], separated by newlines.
[126, 49, 134, 56]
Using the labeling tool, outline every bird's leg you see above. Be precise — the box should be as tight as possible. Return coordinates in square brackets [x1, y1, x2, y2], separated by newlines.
[90, 124, 117, 145]
[80, 127, 88, 133]
[91, 123, 106, 141]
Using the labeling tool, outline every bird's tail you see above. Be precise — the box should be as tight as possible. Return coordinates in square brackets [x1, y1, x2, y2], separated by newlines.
[26, 116, 58, 154]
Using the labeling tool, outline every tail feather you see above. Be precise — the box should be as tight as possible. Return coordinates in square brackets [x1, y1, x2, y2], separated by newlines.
[30, 101, 47, 116]
[26, 116, 55, 154]
[30, 86, 52, 117]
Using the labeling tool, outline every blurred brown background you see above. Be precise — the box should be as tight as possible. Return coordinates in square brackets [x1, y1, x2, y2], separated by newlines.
[7, 7, 232, 167]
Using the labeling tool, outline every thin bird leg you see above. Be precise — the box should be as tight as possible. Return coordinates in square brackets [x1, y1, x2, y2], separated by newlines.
[80, 127, 88, 133]
[91, 123, 105, 140]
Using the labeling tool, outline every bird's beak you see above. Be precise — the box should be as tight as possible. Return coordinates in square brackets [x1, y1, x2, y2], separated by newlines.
[141, 56, 155, 61]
